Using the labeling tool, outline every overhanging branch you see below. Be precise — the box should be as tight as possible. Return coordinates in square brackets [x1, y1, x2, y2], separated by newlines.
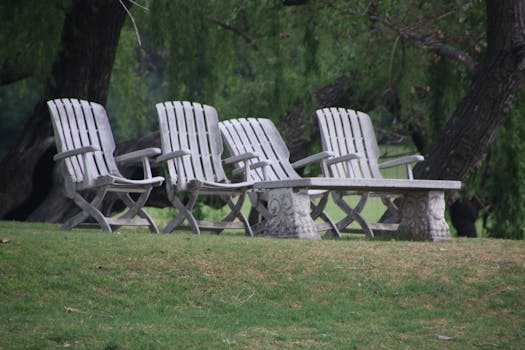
[206, 16, 260, 50]
[324, 1, 478, 74]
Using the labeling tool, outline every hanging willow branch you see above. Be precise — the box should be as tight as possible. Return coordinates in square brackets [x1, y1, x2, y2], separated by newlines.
[324, 1, 478, 74]
[119, 0, 149, 47]
[206, 16, 260, 50]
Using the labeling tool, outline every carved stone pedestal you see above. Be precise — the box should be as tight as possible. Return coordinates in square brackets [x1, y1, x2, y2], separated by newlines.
[396, 191, 452, 241]
[263, 188, 321, 240]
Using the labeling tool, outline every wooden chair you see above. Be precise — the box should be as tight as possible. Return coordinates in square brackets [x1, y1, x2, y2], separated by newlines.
[219, 117, 340, 237]
[47, 98, 164, 233]
[316, 107, 424, 237]
[155, 101, 253, 236]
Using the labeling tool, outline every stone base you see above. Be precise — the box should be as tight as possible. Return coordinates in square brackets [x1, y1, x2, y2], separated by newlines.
[263, 188, 321, 240]
[396, 191, 452, 241]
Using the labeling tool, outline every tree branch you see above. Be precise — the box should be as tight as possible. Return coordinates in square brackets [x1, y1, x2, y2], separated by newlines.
[206, 16, 260, 50]
[324, 1, 478, 74]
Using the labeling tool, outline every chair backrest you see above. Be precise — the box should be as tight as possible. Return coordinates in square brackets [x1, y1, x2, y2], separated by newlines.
[219, 118, 302, 182]
[47, 98, 119, 184]
[156, 101, 227, 187]
[316, 107, 382, 179]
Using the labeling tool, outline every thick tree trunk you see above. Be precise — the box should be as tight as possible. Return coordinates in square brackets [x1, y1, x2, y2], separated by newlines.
[413, 0, 525, 189]
[283, 76, 355, 163]
[0, 0, 130, 221]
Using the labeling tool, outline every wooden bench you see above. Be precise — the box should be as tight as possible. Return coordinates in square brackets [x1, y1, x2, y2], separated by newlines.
[254, 178, 461, 241]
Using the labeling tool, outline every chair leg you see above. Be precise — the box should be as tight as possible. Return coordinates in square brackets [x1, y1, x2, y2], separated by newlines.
[333, 192, 374, 239]
[165, 193, 200, 234]
[310, 192, 341, 239]
[117, 191, 160, 234]
[225, 194, 253, 237]
[249, 192, 271, 235]
[65, 190, 112, 232]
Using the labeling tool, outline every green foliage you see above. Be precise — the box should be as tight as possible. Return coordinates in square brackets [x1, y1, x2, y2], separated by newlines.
[1, 223, 524, 348]
[0, 0, 70, 81]
[0, 0, 71, 156]
[107, 20, 156, 141]
[486, 96, 525, 239]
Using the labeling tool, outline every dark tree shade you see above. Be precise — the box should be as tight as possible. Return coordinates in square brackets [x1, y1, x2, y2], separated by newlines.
[0, 0, 131, 221]
[414, 0, 525, 189]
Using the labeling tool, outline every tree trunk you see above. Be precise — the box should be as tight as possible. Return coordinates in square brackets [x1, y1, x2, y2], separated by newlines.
[283, 76, 356, 163]
[0, 0, 131, 221]
[413, 0, 525, 190]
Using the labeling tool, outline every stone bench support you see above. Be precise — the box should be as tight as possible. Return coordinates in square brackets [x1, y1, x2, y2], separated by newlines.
[255, 178, 461, 241]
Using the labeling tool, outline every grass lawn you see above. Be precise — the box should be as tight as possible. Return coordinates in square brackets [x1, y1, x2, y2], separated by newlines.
[0, 221, 523, 349]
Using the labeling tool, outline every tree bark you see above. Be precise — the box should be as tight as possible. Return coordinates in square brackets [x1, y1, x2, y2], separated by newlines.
[413, 0, 525, 190]
[0, 0, 131, 221]
[283, 76, 356, 163]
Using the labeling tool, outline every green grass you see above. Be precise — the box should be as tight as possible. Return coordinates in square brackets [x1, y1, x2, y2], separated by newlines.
[1, 221, 524, 349]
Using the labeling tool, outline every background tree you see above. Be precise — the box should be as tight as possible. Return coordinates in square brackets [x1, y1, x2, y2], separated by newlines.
[0, 0, 132, 221]
[1, 0, 523, 239]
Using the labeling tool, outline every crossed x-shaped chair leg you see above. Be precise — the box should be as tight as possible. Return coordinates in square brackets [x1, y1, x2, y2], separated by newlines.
[64, 186, 159, 233]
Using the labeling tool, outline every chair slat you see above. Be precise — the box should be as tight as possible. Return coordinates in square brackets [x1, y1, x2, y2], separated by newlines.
[203, 104, 227, 182]
[337, 107, 360, 178]
[258, 119, 300, 180]
[157, 103, 177, 182]
[53, 100, 82, 182]
[357, 111, 382, 178]
[347, 109, 372, 178]
[79, 100, 110, 177]
[240, 118, 284, 181]
[174, 101, 193, 183]
[183, 101, 205, 181]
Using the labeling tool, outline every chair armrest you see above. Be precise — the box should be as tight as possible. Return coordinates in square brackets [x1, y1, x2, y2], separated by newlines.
[325, 153, 362, 167]
[378, 155, 424, 169]
[379, 155, 424, 179]
[232, 159, 272, 181]
[292, 151, 334, 169]
[156, 149, 192, 163]
[223, 152, 259, 165]
[53, 146, 100, 161]
[115, 147, 161, 163]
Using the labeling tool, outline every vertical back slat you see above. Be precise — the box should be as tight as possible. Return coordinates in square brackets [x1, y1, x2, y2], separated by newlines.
[347, 109, 372, 178]
[232, 119, 267, 181]
[174, 101, 193, 183]
[80, 100, 110, 177]
[316, 107, 387, 179]
[91, 102, 118, 175]
[337, 108, 360, 178]
[258, 119, 300, 180]
[202, 104, 226, 182]
[194, 103, 213, 181]
[183, 101, 204, 181]
[156, 103, 174, 181]
[357, 111, 381, 178]
[51, 100, 82, 182]
[240, 118, 284, 181]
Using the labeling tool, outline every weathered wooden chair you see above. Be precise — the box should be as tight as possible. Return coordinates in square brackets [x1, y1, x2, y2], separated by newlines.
[47, 98, 164, 233]
[219, 117, 340, 237]
[316, 107, 424, 237]
[155, 101, 253, 236]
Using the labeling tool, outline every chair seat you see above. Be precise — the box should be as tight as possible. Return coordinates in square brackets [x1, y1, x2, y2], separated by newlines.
[186, 179, 254, 192]
[92, 175, 165, 188]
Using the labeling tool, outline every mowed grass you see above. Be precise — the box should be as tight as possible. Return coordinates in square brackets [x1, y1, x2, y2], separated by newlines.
[0, 221, 524, 349]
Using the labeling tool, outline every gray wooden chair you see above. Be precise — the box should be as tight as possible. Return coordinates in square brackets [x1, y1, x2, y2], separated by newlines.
[316, 107, 424, 237]
[219, 117, 340, 237]
[155, 101, 253, 236]
[47, 98, 164, 233]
